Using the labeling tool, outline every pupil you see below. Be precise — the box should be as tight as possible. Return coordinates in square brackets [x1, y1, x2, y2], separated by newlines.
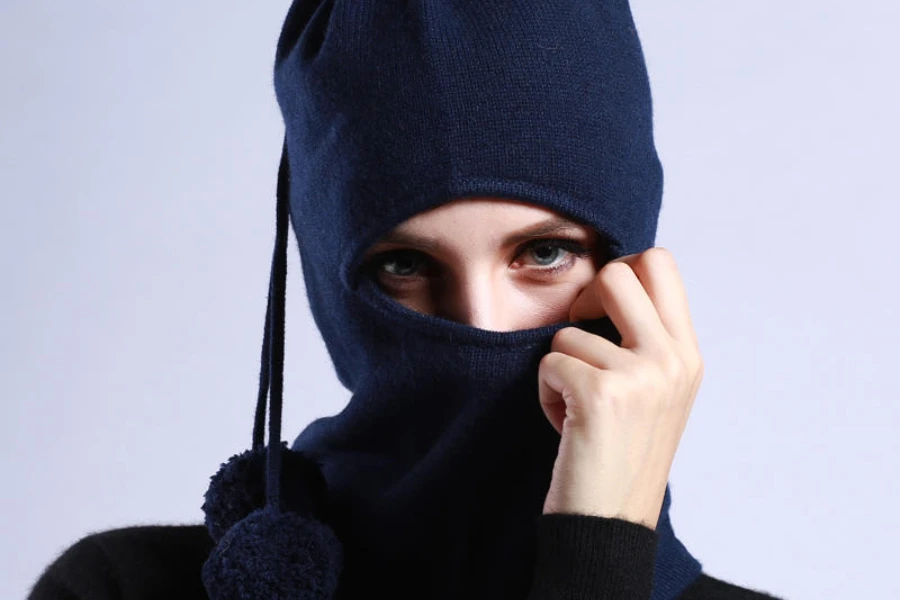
[533, 245, 561, 265]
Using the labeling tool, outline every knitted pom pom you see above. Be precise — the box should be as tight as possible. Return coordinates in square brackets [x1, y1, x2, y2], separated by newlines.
[202, 443, 328, 542]
[202, 506, 343, 600]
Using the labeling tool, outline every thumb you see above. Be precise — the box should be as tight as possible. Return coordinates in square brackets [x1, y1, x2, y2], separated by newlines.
[537, 351, 596, 435]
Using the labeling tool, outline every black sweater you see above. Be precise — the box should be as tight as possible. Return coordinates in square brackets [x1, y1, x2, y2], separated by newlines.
[28, 514, 782, 600]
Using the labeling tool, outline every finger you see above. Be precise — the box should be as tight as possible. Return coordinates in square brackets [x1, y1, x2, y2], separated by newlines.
[551, 326, 629, 371]
[588, 261, 669, 352]
[625, 248, 698, 347]
[568, 251, 643, 322]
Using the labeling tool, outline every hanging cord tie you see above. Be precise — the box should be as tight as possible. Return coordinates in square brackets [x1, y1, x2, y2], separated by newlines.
[199, 139, 343, 600]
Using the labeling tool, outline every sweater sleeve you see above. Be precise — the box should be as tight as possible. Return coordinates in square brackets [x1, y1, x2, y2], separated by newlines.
[27, 524, 214, 600]
[527, 513, 659, 600]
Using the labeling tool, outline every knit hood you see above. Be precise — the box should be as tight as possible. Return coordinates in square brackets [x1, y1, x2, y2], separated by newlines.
[201, 1, 703, 598]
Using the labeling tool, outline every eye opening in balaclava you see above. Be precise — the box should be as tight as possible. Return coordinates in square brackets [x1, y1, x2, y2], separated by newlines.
[340, 189, 628, 347]
[339, 187, 628, 295]
[349, 198, 620, 344]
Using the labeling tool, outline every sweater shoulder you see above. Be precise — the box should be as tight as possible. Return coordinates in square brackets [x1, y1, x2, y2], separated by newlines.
[28, 523, 214, 600]
[680, 573, 785, 600]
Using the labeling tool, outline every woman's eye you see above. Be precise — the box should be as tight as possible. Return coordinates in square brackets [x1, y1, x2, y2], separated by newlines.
[365, 239, 593, 282]
[527, 243, 568, 266]
[520, 240, 591, 270]
[376, 251, 427, 277]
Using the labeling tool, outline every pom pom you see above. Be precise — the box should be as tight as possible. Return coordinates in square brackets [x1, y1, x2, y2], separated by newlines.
[202, 443, 328, 542]
[202, 506, 343, 600]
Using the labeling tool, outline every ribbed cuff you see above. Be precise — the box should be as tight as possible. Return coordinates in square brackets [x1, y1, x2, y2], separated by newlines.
[527, 513, 659, 600]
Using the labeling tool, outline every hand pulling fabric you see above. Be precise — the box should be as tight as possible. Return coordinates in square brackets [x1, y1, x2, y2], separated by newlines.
[201, 1, 704, 599]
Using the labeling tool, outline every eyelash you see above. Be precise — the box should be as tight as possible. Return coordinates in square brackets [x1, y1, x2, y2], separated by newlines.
[367, 238, 594, 281]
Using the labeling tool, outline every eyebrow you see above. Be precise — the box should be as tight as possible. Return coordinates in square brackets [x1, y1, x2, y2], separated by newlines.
[371, 216, 589, 254]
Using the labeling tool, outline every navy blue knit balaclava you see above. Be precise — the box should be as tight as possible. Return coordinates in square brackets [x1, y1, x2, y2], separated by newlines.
[201, 1, 704, 599]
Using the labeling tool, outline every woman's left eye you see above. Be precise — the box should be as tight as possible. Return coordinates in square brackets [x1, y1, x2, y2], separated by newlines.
[518, 239, 592, 270]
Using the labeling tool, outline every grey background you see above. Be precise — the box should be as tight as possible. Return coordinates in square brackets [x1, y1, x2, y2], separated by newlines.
[2, 1, 897, 598]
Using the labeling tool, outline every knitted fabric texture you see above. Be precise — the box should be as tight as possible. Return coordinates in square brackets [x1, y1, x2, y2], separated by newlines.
[206, 0, 705, 598]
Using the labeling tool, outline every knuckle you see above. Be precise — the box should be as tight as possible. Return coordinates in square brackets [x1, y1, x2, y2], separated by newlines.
[661, 353, 685, 382]
[598, 261, 629, 286]
[693, 354, 705, 381]
[681, 345, 704, 382]
[638, 247, 676, 278]
[646, 246, 675, 265]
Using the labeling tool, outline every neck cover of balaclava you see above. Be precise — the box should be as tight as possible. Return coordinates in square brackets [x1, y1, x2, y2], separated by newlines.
[200, 1, 704, 599]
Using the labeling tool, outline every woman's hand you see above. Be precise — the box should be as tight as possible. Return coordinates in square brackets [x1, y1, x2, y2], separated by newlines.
[537, 247, 704, 530]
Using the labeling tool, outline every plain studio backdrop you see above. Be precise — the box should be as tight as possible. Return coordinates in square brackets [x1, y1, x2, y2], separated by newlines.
[2, 1, 897, 599]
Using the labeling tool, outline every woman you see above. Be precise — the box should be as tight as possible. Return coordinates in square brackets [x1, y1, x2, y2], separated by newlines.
[29, 0, 784, 598]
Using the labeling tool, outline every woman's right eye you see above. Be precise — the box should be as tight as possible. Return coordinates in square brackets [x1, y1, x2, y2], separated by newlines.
[373, 250, 428, 277]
